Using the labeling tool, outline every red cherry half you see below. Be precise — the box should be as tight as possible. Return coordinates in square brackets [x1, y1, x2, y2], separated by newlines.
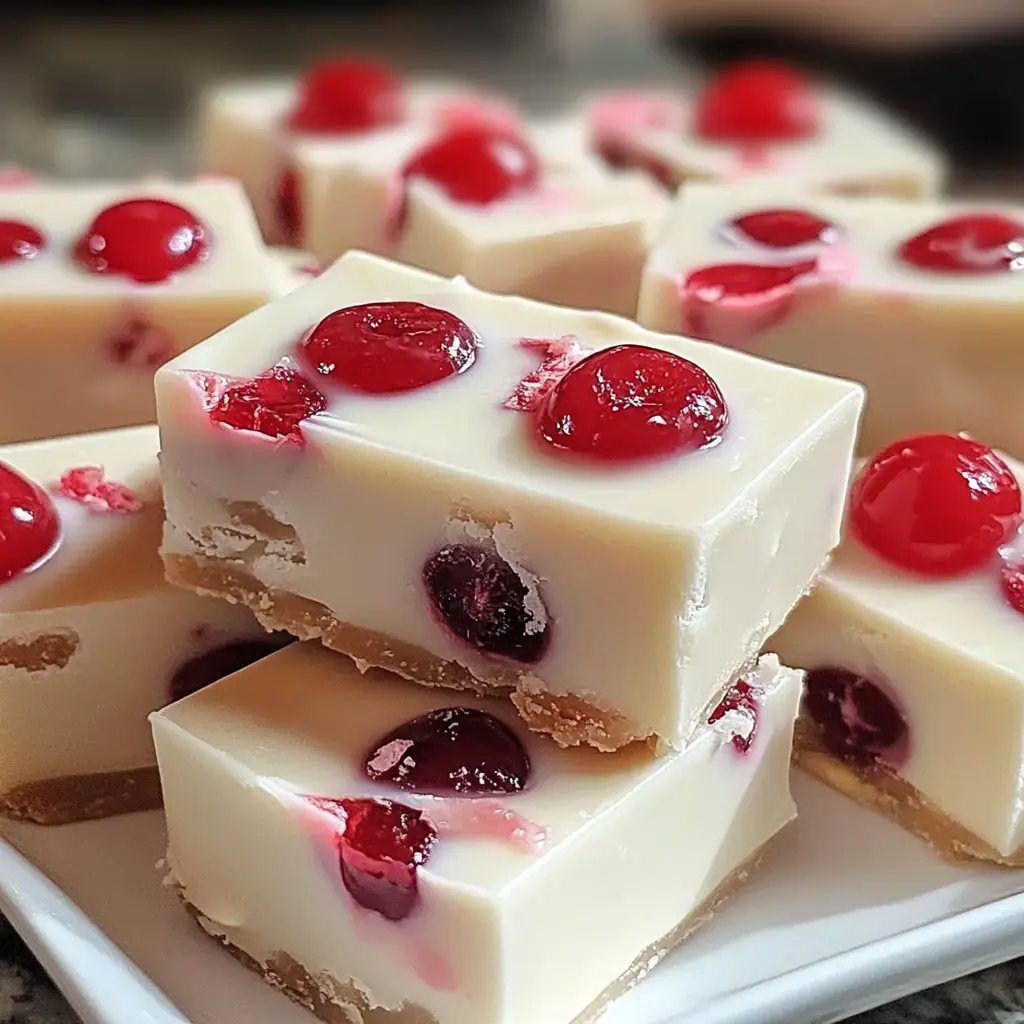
[897, 214, 1024, 274]
[365, 706, 531, 795]
[0, 221, 45, 263]
[0, 463, 61, 584]
[694, 60, 821, 143]
[536, 344, 728, 462]
[74, 199, 208, 284]
[849, 434, 1021, 577]
[288, 58, 405, 135]
[401, 126, 541, 206]
[297, 301, 478, 394]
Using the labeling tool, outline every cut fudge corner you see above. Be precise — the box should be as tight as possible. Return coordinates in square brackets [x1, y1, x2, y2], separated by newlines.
[154, 249, 863, 753]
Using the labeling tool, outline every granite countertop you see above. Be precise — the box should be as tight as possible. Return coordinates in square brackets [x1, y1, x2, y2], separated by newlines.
[4, 9, 1024, 1023]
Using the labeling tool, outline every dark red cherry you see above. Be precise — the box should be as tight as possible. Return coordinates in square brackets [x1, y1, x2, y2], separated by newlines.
[365, 706, 530, 795]
[288, 58, 405, 135]
[74, 199, 208, 284]
[203, 366, 328, 443]
[898, 214, 1024, 274]
[422, 544, 549, 664]
[707, 680, 759, 754]
[297, 301, 478, 394]
[849, 434, 1021, 577]
[168, 637, 291, 703]
[274, 167, 302, 245]
[0, 463, 60, 584]
[535, 344, 728, 461]
[315, 797, 437, 921]
[401, 126, 541, 206]
[694, 61, 820, 142]
[727, 209, 838, 250]
[0, 220, 45, 263]
[803, 667, 909, 769]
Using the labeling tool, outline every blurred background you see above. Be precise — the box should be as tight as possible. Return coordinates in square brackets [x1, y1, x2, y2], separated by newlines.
[5, 1, 1024, 192]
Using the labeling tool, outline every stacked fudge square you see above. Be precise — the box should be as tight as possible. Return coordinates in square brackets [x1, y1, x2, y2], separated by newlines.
[148, 247, 864, 1023]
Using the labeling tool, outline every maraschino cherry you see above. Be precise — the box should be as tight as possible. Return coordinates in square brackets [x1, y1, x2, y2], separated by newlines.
[849, 434, 1021, 577]
[365, 706, 531, 795]
[74, 199, 208, 283]
[401, 125, 540, 206]
[0, 221, 45, 263]
[0, 463, 60, 584]
[297, 301, 478, 394]
[287, 58, 405, 135]
[898, 214, 1024, 274]
[535, 344, 728, 461]
[694, 61, 820, 142]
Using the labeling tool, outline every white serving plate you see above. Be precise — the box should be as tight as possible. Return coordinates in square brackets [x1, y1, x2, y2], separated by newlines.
[1, 774, 1024, 1024]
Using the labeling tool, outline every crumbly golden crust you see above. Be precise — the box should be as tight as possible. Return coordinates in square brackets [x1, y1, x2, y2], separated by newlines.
[0, 767, 162, 825]
[794, 718, 1024, 867]
[164, 553, 647, 752]
[177, 848, 764, 1024]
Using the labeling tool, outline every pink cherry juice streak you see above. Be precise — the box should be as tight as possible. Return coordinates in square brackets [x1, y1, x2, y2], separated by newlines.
[680, 244, 857, 349]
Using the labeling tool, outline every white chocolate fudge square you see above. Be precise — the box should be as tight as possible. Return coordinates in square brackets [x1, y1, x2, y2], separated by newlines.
[155, 250, 863, 751]
[638, 180, 1024, 457]
[0, 179, 278, 445]
[0, 425, 282, 825]
[199, 61, 523, 248]
[152, 643, 800, 1024]
[587, 62, 944, 198]
[770, 436, 1024, 863]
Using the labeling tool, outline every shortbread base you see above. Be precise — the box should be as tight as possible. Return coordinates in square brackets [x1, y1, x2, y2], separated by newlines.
[178, 848, 764, 1024]
[0, 766, 162, 825]
[164, 553, 648, 753]
[794, 719, 1024, 867]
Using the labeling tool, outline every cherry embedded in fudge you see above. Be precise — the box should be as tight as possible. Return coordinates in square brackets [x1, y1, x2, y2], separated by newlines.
[287, 57, 405, 134]
[204, 366, 328, 443]
[693, 60, 821, 143]
[849, 434, 1021, 577]
[897, 214, 1024, 274]
[168, 638, 291, 703]
[273, 167, 302, 245]
[707, 680, 758, 754]
[73, 199, 208, 284]
[0, 220, 45, 263]
[422, 544, 549, 664]
[535, 344, 728, 461]
[365, 706, 531, 796]
[58, 466, 143, 514]
[803, 667, 909, 770]
[401, 125, 541, 206]
[726, 209, 839, 251]
[327, 797, 437, 921]
[0, 463, 60, 584]
[298, 301, 478, 394]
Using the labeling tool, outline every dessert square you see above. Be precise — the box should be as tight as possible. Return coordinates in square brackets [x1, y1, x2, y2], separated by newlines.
[152, 642, 801, 1024]
[637, 180, 1024, 457]
[770, 433, 1024, 864]
[587, 61, 945, 198]
[0, 179, 279, 445]
[0, 424, 283, 825]
[198, 57, 523, 248]
[155, 250, 863, 751]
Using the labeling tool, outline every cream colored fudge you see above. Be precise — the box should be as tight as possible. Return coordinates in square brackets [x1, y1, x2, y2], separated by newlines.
[0, 425, 281, 825]
[0, 179, 278, 445]
[770, 434, 1024, 864]
[638, 180, 1024, 457]
[586, 61, 944, 197]
[152, 643, 801, 1024]
[199, 61, 523, 248]
[155, 251, 862, 751]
